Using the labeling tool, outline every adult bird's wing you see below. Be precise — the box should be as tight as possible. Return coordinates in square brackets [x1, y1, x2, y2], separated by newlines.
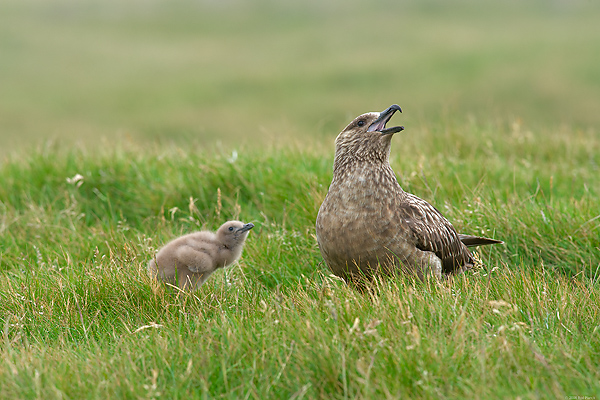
[398, 193, 473, 274]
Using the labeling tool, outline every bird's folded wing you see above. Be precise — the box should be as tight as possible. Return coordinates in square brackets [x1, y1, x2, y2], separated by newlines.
[398, 194, 471, 269]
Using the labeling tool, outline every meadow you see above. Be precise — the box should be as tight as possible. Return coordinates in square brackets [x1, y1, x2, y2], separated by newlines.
[1, 0, 599, 398]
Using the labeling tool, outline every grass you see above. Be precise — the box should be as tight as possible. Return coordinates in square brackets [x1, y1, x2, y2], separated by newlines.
[1, 0, 600, 398]
[1, 119, 599, 398]
[1, 262, 598, 398]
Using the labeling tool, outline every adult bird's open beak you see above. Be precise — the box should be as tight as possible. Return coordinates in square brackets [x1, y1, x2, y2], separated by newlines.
[367, 104, 404, 135]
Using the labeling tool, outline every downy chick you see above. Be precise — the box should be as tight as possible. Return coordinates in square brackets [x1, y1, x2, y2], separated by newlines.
[149, 221, 254, 290]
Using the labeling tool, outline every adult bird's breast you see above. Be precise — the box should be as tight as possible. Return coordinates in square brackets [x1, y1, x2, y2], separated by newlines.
[316, 175, 406, 278]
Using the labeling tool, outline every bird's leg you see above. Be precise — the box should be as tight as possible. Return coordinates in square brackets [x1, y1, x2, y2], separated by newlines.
[176, 246, 216, 289]
[175, 247, 214, 274]
[385, 250, 443, 281]
[175, 247, 217, 288]
[416, 252, 443, 281]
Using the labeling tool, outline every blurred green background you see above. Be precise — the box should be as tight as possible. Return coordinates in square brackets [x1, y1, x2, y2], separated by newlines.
[1, 0, 599, 156]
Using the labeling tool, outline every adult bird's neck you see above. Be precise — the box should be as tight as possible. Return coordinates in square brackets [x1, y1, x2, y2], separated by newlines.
[332, 159, 403, 191]
[333, 155, 389, 175]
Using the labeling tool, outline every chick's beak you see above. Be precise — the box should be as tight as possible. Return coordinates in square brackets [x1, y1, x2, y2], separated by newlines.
[237, 223, 255, 233]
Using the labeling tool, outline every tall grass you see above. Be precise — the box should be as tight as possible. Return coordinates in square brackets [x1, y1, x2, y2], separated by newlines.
[1, 234, 598, 398]
[1, 115, 599, 398]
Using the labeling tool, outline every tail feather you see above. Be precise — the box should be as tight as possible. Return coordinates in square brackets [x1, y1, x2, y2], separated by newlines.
[459, 234, 503, 248]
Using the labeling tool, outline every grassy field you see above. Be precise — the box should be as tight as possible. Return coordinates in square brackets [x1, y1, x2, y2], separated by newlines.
[1, 0, 600, 399]
[2, 0, 600, 153]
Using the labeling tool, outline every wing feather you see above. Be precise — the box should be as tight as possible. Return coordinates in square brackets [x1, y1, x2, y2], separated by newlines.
[398, 194, 473, 273]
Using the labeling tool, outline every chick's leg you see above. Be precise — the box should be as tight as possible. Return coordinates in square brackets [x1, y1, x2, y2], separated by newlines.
[175, 247, 215, 289]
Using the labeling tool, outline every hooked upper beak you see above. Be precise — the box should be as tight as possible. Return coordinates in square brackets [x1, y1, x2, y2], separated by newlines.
[237, 223, 255, 233]
[367, 104, 404, 135]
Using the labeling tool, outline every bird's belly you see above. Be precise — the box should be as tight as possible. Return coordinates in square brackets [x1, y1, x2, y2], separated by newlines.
[317, 205, 408, 278]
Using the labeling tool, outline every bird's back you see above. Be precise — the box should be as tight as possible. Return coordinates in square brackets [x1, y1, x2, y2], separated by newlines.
[150, 231, 218, 270]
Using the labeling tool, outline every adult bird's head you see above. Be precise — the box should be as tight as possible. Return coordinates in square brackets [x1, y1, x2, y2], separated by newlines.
[334, 105, 403, 169]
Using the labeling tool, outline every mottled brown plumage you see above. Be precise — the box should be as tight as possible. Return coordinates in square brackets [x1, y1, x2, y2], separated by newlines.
[315, 105, 502, 283]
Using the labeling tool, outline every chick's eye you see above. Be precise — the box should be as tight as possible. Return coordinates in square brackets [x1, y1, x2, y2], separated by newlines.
[228, 227, 234, 231]
[357, 120, 366, 127]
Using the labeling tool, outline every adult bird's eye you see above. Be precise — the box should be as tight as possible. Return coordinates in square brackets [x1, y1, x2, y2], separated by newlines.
[357, 120, 366, 127]
[229, 227, 234, 231]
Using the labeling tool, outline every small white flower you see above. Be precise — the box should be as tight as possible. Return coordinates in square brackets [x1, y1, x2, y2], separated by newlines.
[227, 150, 238, 163]
[66, 174, 84, 188]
